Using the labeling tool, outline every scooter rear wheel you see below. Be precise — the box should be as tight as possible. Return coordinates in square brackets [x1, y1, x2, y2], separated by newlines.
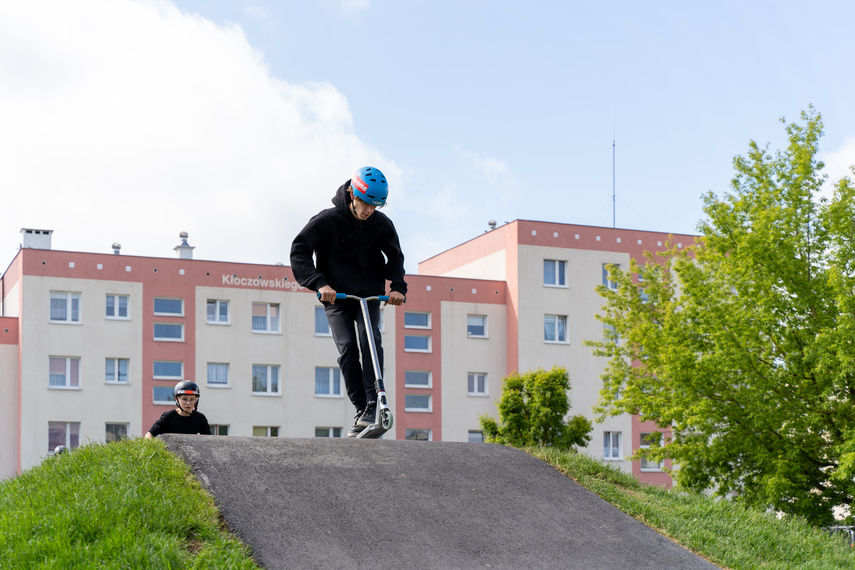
[380, 408, 393, 430]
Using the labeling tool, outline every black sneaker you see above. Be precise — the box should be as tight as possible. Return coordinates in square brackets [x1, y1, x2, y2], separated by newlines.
[347, 410, 365, 438]
[357, 401, 377, 427]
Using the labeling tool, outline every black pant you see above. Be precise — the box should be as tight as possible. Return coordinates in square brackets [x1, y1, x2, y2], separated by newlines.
[324, 299, 383, 412]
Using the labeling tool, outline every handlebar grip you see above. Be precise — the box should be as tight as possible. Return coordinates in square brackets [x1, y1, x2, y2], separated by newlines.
[316, 292, 349, 300]
[378, 295, 389, 302]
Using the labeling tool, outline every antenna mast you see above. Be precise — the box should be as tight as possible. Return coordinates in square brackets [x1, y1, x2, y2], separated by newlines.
[612, 127, 616, 228]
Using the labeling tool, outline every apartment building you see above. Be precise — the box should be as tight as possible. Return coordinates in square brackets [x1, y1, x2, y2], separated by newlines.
[0, 222, 695, 486]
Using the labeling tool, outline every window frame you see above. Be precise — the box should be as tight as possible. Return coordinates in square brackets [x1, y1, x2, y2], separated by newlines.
[404, 393, 432, 412]
[153, 297, 184, 316]
[405, 429, 431, 441]
[467, 314, 487, 338]
[253, 426, 279, 437]
[153, 360, 183, 380]
[603, 431, 622, 461]
[639, 432, 664, 471]
[49, 356, 80, 389]
[543, 314, 568, 343]
[49, 292, 81, 324]
[48, 421, 80, 453]
[153, 385, 174, 405]
[467, 372, 488, 396]
[404, 370, 431, 388]
[404, 334, 431, 353]
[105, 294, 129, 320]
[252, 364, 281, 395]
[207, 362, 230, 387]
[105, 423, 128, 443]
[252, 302, 281, 334]
[153, 322, 184, 342]
[105, 358, 130, 384]
[403, 311, 431, 329]
[314, 306, 331, 336]
[315, 427, 342, 438]
[543, 259, 567, 287]
[314, 366, 342, 398]
[206, 299, 230, 325]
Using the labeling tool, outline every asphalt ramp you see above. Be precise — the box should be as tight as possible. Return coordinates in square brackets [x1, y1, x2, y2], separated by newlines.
[161, 435, 719, 570]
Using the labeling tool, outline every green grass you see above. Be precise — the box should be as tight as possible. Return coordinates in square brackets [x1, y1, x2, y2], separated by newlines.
[2, 439, 854, 569]
[0, 438, 258, 569]
[529, 446, 855, 569]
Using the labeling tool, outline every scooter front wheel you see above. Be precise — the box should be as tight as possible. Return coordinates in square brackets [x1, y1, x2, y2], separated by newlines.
[379, 408, 393, 430]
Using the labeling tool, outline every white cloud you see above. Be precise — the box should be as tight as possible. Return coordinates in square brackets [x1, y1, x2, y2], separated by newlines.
[821, 135, 855, 186]
[0, 0, 393, 264]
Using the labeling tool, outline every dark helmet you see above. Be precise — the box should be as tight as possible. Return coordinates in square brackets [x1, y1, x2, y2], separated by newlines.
[350, 166, 388, 207]
[174, 380, 200, 410]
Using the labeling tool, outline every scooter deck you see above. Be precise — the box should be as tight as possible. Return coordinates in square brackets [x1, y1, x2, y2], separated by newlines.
[356, 423, 388, 439]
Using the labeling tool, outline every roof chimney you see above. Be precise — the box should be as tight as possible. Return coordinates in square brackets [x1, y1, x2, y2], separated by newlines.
[174, 232, 194, 260]
[112, 243, 121, 255]
[20, 228, 53, 250]
[487, 220, 497, 232]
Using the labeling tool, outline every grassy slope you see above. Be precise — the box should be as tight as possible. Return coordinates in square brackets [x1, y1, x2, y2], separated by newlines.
[1, 439, 854, 569]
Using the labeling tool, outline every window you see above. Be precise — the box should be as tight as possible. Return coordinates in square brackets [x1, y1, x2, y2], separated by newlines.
[252, 365, 280, 395]
[105, 423, 128, 443]
[468, 373, 488, 396]
[468, 431, 484, 443]
[315, 427, 342, 438]
[467, 315, 487, 338]
[50, 292, 80, 323]
[154, 297, 183, 316]
[106, 294, 129, 319]
[105, 358, 129, 384]
[604, 323, 619, 344]
[544, 259, 566, 286]
[544, 315, 567, 343]
[404, 335, 431, 352]
[207, 363, 229, 386]
[252, 303, 280, 333]
[253, 426, 279, 437]
[604, 431, 622, 460]
[405, 429, 430, 441]
[49, 357, 80, 388]
[211, 425, 230, 436]
[153, 322, 184, 341]
[640, 433, 664, 471]
[207, 300, 229, 324]
[314, 306, 331, 336]
[602, 263, 620, 289]
[404, 370, 431, 388]
[153, 361, 183, 379]
[153, 386, 174, 404]
[315, 367, 341, 397]
[404, 312, 430, 329]
[405, 394, 431, 411]
[49, 422, 80, 453]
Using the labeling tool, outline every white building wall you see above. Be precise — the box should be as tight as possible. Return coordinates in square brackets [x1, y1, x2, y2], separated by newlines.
[440, 300, 507, 442]
[0, 343, 18, 479]
[515, 245, 634, 471]
[20, 276, 143, 470]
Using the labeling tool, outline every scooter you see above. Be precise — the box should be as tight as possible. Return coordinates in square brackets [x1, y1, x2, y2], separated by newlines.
[318, 293, 395, 439]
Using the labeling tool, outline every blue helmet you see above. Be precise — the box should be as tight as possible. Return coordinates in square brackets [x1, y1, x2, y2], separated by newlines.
[351, 166, 388, 207]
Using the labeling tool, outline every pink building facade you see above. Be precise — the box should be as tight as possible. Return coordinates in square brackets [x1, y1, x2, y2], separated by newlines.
[1, 223, 695, 487]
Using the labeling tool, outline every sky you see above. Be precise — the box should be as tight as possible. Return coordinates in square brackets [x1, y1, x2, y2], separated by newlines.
[2, 0, 855, 274]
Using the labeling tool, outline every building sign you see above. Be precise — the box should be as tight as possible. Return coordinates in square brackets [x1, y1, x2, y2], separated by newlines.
[222, 274, 302, 291]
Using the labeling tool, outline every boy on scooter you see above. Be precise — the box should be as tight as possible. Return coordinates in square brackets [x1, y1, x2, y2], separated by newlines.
[290, 166, 407, 437]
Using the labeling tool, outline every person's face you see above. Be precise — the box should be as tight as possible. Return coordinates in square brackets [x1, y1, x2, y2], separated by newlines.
[350, 192, 377, 221]
[177, 394, 197, 415]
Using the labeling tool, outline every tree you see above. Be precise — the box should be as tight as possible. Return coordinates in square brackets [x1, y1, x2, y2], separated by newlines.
[479, 366, 592, 450]
[587, 107, 855, 526]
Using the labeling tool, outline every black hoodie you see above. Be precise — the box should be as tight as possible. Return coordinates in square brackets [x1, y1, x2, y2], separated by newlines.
[290, 180, 407, 298]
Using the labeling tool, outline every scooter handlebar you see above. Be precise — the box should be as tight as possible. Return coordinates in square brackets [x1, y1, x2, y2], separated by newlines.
[316, 292, 402, 303]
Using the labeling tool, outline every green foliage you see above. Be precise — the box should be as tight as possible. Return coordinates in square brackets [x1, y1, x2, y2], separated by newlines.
[587, 107, 855, 526]
[479, 366, 592, 450]
[0, 438, 258, 569]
